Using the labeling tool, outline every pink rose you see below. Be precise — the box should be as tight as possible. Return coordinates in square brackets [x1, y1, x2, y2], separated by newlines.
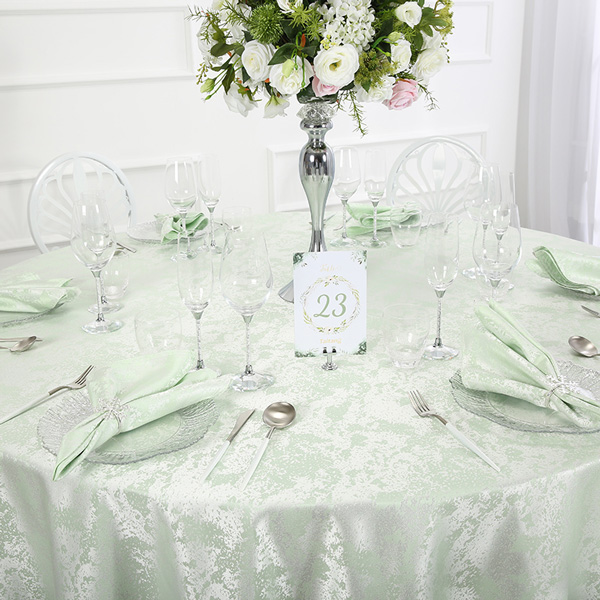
[311, 75, 340, 97]
[384, 79, 419, 111]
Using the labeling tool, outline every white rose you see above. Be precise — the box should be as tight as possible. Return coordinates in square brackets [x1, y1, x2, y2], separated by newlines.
[269, 57, 313, 96]
[422, 30, 443, 49]
[242, 41, 275, 83]
[395, 2, 422, 28]
[313, 45, 360, 88]
[355, 76, 394, 103]
[264, 95, 290, 118]
[277, 0, 301, 14]
[413, 47, 447, 80]
[223, 86, 257, 117]
[390, 39, 412, 71]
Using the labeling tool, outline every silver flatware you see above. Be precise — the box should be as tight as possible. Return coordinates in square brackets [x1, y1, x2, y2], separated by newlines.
[0, 365, 94, 426]
[0, 336, 43, 343]
[0, 336, 37, 353]
[116, 241, 137, 253]
[568, 335, 600, 358]
[408, 389, 500, 472]
[200, 408, 255, 482]
[581, 305, 600, 318]
[240, 402, 296, 490]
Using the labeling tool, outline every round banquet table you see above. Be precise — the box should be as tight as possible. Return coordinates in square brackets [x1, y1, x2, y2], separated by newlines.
[1, 211, 600, 600]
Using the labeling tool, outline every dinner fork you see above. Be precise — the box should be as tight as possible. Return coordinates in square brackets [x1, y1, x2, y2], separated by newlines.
[408, 389, 500, 472]
[0, 365, 94, 426]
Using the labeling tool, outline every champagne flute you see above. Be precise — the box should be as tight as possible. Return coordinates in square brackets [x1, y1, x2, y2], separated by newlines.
[423, 213, 459, 360]
[473, 203, 521, 301]
[177, 233, 213, 370]
[71, 192, 123, 334]
[362, 149, 387, 248]
[197, 154, 222, 254]
[220, 232, 274, 391]
[165, 157, 197, 259]
[330, 147, 360, 248]
[462, 164, 489, 279]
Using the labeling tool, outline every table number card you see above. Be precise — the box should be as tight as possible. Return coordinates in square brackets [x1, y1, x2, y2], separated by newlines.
[293, 250, 367, 357]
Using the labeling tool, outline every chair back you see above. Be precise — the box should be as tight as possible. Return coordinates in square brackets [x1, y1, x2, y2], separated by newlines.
[387, 137, 485, 218]
[28, 152, 136, 253]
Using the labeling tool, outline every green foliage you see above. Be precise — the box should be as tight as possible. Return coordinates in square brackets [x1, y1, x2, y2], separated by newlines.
[289, 5, 322, 41]
[354, 49, 393, 91]
[248, 4, 284, 44]
[338, 90, 367, 136]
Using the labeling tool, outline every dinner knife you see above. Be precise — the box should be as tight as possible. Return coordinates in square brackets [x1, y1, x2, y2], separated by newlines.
[581, 305, 600, 318]
[200, 408, 255, 482]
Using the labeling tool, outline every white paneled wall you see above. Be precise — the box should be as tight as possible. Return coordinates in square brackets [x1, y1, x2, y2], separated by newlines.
[0, 0, 525, 268]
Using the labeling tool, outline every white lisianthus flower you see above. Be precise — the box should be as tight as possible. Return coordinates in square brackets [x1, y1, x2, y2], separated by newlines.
[313, 45, 360, 88]
[277, 0, 301, 14]
[241, 41, 275, 83]
[395, 2, 422, 28]
[413, 47, 448, 80]
[422, 30, 443, 49]
[390, 39, 412, 71]
[269, 57, 313, 96]
[355, 76, 394, 102]
[264, 95, 290, 118]
[223, 86, 257, 117]
[197, 27, 226, 68]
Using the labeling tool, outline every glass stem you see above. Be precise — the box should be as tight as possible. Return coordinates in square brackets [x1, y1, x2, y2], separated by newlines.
[434, 290, 445, 348]
[243, 314, 254, 376]
[92, 269, 105, 324]
[490, 278, 500, 301]
[193, 311, 205, 370]
[372, 200, 379, 241]
[99, 273, 108, 307]
[341, 199, 348, 239]
[208, 207, 216, 248]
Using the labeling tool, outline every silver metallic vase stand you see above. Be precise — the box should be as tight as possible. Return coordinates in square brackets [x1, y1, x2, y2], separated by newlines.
[278, 101, 336, 303]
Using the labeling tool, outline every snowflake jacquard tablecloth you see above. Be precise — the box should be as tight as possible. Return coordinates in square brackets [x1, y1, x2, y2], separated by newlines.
[1, 212, 600, 600]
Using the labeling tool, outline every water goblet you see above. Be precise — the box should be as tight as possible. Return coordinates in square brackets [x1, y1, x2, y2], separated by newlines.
[165, 157, 197, 259]
[330, 147, 360, 248]
[220, 232, 274, 392]
[135, 308, 182, 354]
[177, 233, 213, 370]
[222, 205, 252, 233]
[423, 213, 459, 360]
[473, 203, 521, 301]
[197, 154, 222, 253]
[70, 192, 123, 334]
[390, 204, 422, 248]
[362, 149, 387, 248]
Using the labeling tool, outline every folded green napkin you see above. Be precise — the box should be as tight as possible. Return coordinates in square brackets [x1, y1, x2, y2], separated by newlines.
[0, 274, 79, 313]
[53, 350, 228, 480]
[155, 212, 208, 243]
[345, 203, 420, 236]
[527, 246, 600, 295]
[461, 301, 600, 427]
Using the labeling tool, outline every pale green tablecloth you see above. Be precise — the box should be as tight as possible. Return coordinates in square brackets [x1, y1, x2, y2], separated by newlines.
[1, 212, 600, 599]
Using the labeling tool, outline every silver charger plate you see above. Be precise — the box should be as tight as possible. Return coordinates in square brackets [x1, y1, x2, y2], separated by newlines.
[450, 360, 600, 434]
[38, 389, 218, 465]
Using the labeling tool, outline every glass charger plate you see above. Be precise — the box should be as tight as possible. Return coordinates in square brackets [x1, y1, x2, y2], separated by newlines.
[0, 298, 72, 328]
[127, 221, 170, 244]
[450, 360, 600, 434]
[38, 389, 218, 464]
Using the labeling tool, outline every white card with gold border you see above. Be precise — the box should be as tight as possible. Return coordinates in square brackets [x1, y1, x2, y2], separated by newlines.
[293, 251, 367, 357]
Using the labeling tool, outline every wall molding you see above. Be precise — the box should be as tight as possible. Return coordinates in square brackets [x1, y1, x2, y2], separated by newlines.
[451, 1, 493, 64]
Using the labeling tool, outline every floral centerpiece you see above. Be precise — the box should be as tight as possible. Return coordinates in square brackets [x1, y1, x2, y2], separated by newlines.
[190, 0, 453, 133]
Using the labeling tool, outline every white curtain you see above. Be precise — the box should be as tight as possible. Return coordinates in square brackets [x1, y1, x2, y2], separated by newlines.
[516, 0, 600, 245]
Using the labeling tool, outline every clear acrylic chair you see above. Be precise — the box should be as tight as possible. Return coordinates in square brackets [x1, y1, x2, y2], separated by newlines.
[386, 136, 485, 218]
[28, 152, 136, 253]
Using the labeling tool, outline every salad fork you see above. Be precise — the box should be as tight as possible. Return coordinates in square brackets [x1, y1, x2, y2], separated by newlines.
[408, 389, 500, 472]
[0, 365, 94, 426]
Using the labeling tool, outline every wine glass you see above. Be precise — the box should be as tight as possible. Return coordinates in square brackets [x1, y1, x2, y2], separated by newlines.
[362, 149, 387, 248]
[462, 164, 490, 279]
[423, 213, 459, 360]
[220, 232, 274, 391]
[165, 157, 197, 259]
[197, 154, 222, 253]
[473, 202, 521, 301]
[177, 233, 213, 370]
[70, 191, 123, 334]
[330, 147, 360, 248]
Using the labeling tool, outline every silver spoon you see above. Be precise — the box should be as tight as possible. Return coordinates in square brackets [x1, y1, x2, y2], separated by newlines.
[568, 335, 600, 358]
[0, 336, 43, 343]
[240, 401, 296, 490]
[0, 336, 38, 353]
